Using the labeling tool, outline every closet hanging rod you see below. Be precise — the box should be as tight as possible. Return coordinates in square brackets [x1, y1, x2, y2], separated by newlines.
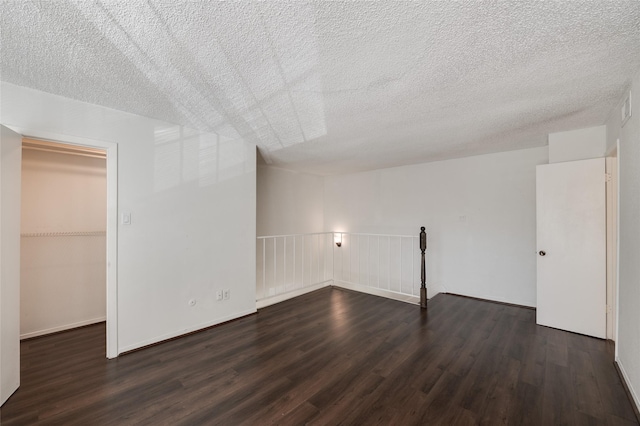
[21, 231, 106, 238]
[22, 138, 106, 160]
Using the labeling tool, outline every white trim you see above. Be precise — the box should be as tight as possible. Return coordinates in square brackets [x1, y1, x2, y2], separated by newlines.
[257, 280, 331, 309]
[105, 142, 118, 359]
[447, 290, 535, 308]
[615, 139, 621, 356]
[118, 308, 257, 353]
[257, 232, 421, 239]
[333, 280, 420, 305]
[616, 356, 640, 415]
[341, 232, 420, 239]
[605, 154, 617, 340]
[258, 232, 331, 239]
[20, 317, 106, 340]
[5, 126, 119, 359]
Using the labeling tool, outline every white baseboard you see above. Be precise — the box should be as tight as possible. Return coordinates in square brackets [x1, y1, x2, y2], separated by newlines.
[20, 316, 106, 340]
[119, 308, 257, 354]
[615, 356, 640, 417]
[332, 280, 421, 305]
[257, 280, 332, 309]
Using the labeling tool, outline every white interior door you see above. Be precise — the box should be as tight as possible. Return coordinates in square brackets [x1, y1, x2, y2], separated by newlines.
[1, 125, 22, 406]
[536, 158, 606, 338]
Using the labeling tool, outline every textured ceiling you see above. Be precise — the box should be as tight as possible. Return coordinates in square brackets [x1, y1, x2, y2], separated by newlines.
[1, 1, 639, 175]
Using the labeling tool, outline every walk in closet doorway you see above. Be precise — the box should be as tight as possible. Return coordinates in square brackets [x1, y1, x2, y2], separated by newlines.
[20, 138, 107, 341]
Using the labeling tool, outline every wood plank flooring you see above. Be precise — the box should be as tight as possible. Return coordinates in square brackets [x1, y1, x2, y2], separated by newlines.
[2, 288, 638, 425]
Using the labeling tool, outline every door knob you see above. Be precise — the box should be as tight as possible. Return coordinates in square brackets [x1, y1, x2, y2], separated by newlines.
[539, 250, 546, 256]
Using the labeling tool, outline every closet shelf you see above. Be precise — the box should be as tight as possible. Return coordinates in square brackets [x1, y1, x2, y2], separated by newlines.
[21, 231, 106, 238]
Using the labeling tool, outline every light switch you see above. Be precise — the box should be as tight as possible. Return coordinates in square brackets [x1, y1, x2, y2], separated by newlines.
[122, 213, 131, 225]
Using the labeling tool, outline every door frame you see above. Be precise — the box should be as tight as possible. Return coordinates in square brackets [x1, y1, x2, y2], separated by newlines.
[7, 126, 119, 359]
[613, 139, 621, 356]
[605, 144, 619, 342]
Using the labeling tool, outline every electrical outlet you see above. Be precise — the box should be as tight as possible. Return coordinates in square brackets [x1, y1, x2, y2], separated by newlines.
[223, 289, 230, 300]
[216, 290, 223, 301]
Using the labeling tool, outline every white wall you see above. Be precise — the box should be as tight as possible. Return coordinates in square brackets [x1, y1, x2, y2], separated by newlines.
[257, 165, 324, 236]
[256, 165, 329, 306]
[1, 125, 22, 406]
[20, 148, 106, 339]
[0, 82, 257, 354]
[548, 125, 606, 163]
[607, 71, 640, 412]
[324, 147, 549, 306]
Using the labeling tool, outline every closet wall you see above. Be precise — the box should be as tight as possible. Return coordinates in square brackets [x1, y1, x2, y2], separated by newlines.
[20, 140, 107, 339]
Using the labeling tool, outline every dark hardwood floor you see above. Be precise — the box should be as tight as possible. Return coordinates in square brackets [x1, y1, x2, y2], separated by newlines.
[2, 288, 638, 425]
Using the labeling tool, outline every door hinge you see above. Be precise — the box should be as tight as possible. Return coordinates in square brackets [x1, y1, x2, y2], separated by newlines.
[605, 173, 612, 183]
[607, 304, 612, 314]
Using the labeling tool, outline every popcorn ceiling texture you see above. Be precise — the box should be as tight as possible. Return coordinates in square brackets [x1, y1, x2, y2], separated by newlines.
[1, 1, 639, 175]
